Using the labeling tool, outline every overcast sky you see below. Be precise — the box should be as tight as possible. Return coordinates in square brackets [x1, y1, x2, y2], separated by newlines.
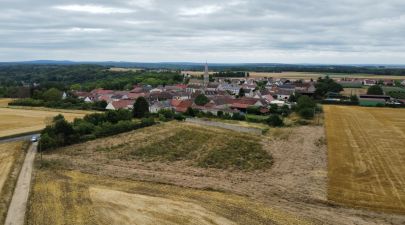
[1, 0, 405, 64]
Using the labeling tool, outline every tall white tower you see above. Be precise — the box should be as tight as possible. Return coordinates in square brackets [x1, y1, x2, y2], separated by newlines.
[204, 62, 209, 87]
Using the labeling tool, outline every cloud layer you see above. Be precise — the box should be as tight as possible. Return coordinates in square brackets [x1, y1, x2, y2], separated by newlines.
[1, 0, 405, 63]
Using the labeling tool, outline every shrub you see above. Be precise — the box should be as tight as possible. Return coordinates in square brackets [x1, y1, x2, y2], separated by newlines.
[367, 85, 384, 95]
[267, 115, 284, 127]
[299, 108, 315, 119]
[194, 94, 210, 106]
[174, 114, 186, 121]
[133, 97, 149, 118]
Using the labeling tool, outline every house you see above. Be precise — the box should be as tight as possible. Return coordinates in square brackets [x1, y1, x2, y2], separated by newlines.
[401, 80, 405, 86]
[363, 79, 377, 86]
[106, 100, 135, 110]
[276, 89, 294, 101]
[149, 101, 172, 113]
[270, 100, 286, 107]
[91, 89, 114, 96]
[206, 83, 220, 91]
[218, 83, 240, 95]
[359, 95, 391, 106]
[383, 79, 394, 86]
[186, 84, 203, 93]
[230, 98, 265, 112]
[149, 91, 174, 101]
[173, 100, 193, 113]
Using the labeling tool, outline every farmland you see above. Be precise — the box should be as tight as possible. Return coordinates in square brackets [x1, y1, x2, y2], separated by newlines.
[0, 141, 27, 224]
[324, 106, 405, 213]
[22, 119, 405, 224]
[0, 107, 90, 138]
[27, 169, 314, 225]
[182, 71, 405, 81]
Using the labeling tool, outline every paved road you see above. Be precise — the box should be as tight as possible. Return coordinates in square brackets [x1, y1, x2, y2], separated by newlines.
[5, 143, 37, 225]
[0, 134, 39, 144]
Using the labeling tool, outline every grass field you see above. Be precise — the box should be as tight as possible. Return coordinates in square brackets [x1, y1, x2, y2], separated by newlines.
[0, 141, 27, 224]
[324, 106, 405, 213]
[0, 108, 90, 138]
[27, 169, 314, 225]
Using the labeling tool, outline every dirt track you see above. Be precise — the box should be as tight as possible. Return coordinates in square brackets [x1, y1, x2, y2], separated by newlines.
[5, 143, 37, 225]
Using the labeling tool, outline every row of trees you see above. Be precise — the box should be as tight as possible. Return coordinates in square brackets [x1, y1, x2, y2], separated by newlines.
[40, 110, 155, 151]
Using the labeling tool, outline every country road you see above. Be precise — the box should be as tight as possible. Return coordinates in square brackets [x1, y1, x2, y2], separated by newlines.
[4, 142, 37, 225]
[0, 134, 39, 144]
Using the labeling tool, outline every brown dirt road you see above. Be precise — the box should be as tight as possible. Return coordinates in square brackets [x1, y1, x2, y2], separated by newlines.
[5, 143, 37, 225]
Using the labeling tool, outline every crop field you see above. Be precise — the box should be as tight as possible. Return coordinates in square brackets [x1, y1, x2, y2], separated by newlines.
[0, 108, 90, 138]
[0, 98, 13, 107]
[324, 105, 405, 213]
[0, 141, 27, 224]
[182, 71, 404, 81]
[27, 169, 313, 225]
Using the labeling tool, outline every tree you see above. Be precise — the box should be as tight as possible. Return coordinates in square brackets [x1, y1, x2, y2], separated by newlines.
[133, 97, 149, 118]
[238, 88, 245, 97]
[367, 85, 384, 95]
[42, 88, 62, 102]
[299, 108, 315, 119]
[185, 107, 196, 117]
[194, 94, 209, 106]
[350, 95, 359, 103]
[267, 115, 284, 127]
[296, 96, 316, 110]
[314, 76, 343, 98]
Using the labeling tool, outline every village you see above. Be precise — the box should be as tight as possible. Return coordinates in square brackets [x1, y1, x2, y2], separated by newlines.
[72, 65, 405, 115]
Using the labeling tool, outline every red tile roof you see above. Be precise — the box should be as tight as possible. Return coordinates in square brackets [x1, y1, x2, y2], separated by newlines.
[111, 100, 135, 109]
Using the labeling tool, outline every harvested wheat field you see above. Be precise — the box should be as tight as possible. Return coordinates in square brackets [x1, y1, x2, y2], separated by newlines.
[0, 108, 90, 138]
[27, 169, 314, 225]
[37, 121, 405, 224]
[324, 105, 405, 214]
[0, 98, 13, 107]
[0, 141, 27, 224]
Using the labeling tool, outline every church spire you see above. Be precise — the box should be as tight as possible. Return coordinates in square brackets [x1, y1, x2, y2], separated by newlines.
[204, 61, 209, 87]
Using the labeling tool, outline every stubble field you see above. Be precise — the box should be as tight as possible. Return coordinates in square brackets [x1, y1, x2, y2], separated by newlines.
[0, 141, 27, 224]
[324, 105, 405, 213]
[0, 108, 90, 138]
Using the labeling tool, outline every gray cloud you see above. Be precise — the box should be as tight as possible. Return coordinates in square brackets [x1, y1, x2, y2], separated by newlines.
[1, 0, 405, 63]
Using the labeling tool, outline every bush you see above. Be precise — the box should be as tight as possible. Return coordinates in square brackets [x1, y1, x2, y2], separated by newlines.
[232, 113, 245, 121]
[174, 114, 186, 121]
[367, 85, 384, 95]
[185, 107, 196, 117]
[299, 108, 315, 119]
[133, 97, 149, 118]
[267, 115, 284, 127]
[194, 94, 209, 106]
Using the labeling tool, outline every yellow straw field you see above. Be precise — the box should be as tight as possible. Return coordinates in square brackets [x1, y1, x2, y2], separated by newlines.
[324, 105, 405, 213]
[0, 108, 89, 138]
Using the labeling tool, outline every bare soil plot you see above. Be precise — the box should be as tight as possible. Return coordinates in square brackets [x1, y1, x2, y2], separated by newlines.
[27, 169, 314, 225]
[0, 141, 27, 224]
[0, 108, 89, 138]
[324, 106, 405, 214]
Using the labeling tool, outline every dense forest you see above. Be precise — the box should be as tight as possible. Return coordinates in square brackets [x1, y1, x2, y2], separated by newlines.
[0, 64, 183, 97]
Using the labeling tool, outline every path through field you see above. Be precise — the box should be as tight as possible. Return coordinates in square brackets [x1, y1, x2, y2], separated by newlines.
[324, 106, 405, 213]
[5, 143, 37, 225]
